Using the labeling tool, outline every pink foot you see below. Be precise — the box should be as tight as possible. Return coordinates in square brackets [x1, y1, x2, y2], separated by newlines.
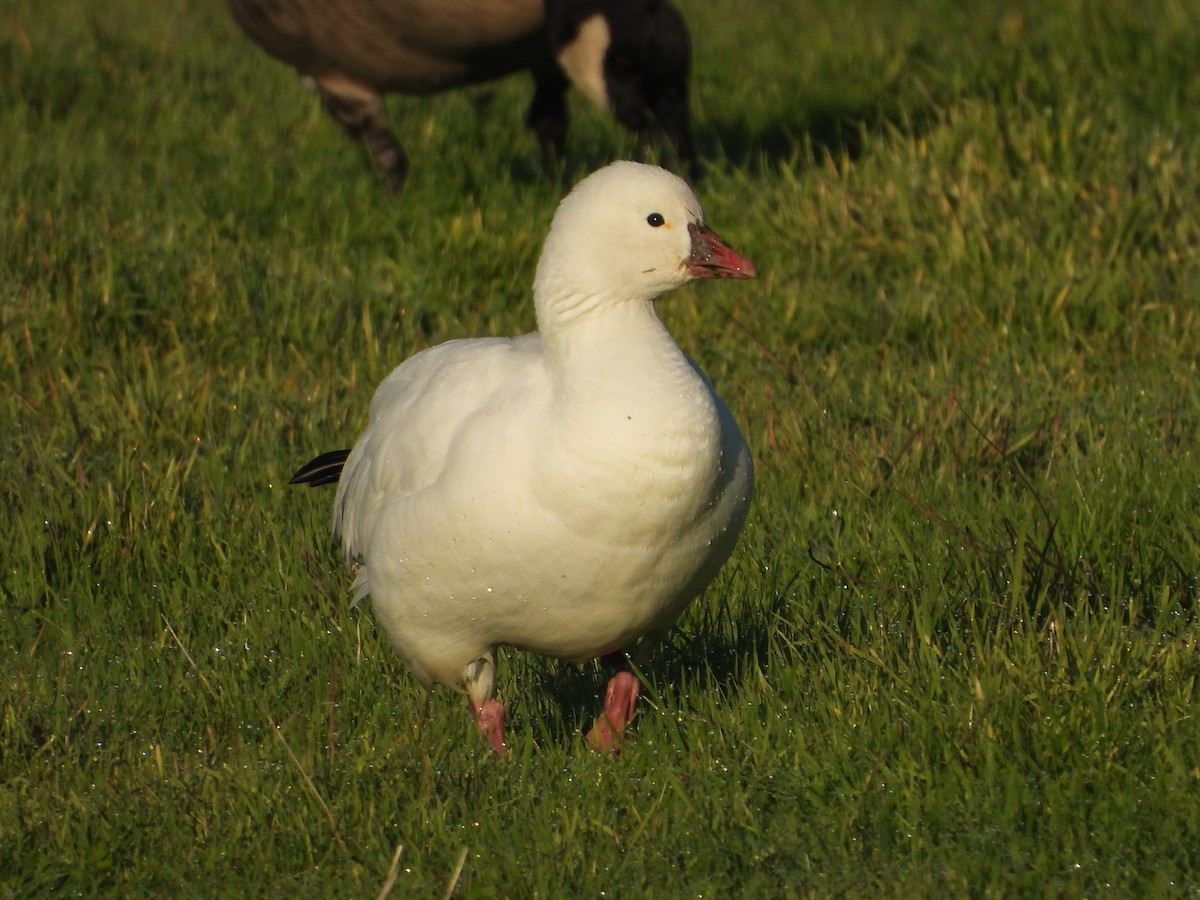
[587, 671, 640, 752]
[471, 699, 507, 755]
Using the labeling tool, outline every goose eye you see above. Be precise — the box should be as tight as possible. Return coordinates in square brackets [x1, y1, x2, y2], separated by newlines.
[646, 213, 665, 227]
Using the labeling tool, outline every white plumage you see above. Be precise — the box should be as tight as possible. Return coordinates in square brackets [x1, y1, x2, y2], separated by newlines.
[292, 161, 756, 752]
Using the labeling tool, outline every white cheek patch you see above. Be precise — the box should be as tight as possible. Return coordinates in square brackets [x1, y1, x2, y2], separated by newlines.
[556, 14, 612, 111]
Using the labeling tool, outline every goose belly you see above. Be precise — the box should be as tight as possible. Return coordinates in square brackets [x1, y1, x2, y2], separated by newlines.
[368, 496, 746, 669]
[229, 0, 547, 91]
[363, 411, 752, 672]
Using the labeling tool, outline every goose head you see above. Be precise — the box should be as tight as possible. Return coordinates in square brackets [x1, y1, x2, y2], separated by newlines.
[533, 161, 755, 324]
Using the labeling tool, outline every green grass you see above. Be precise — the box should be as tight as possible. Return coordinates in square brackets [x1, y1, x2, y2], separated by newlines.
[3, 0, 1199, 894]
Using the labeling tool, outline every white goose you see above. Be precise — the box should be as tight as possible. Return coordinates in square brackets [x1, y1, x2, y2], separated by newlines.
[292, 161, 756, 753]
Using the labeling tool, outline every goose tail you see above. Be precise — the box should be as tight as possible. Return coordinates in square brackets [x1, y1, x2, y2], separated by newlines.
[289, 448, 351, 487]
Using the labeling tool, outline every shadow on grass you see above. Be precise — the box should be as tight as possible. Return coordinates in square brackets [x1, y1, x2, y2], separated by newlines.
[696, 96, 946, 177]
[486, 83, 940, 197]
[514, 577, 798, 747]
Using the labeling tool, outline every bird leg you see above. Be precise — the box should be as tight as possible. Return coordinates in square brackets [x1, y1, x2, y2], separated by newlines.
[587, 652, 640, 751]
[526, 60, 569, 176]
[465, 654, 506, 754]
[316, 76, 409, 193]
[470, 699, 507, 755]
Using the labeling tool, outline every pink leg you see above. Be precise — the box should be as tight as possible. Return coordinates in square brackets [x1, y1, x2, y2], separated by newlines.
[471, 699, 507, 755]
[587, 671, 641, 752]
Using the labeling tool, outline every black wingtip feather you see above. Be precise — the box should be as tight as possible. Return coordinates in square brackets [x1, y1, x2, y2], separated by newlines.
[290, 449, 351, 487]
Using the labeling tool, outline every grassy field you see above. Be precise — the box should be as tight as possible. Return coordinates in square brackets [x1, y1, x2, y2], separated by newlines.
[3, 0, 1199, 894]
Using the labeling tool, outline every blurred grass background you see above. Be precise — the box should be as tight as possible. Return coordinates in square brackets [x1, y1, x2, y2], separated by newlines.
[2, 0, 1198, 894]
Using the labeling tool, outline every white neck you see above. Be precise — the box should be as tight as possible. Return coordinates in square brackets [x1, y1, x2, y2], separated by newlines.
[539, 295, 687, 397]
